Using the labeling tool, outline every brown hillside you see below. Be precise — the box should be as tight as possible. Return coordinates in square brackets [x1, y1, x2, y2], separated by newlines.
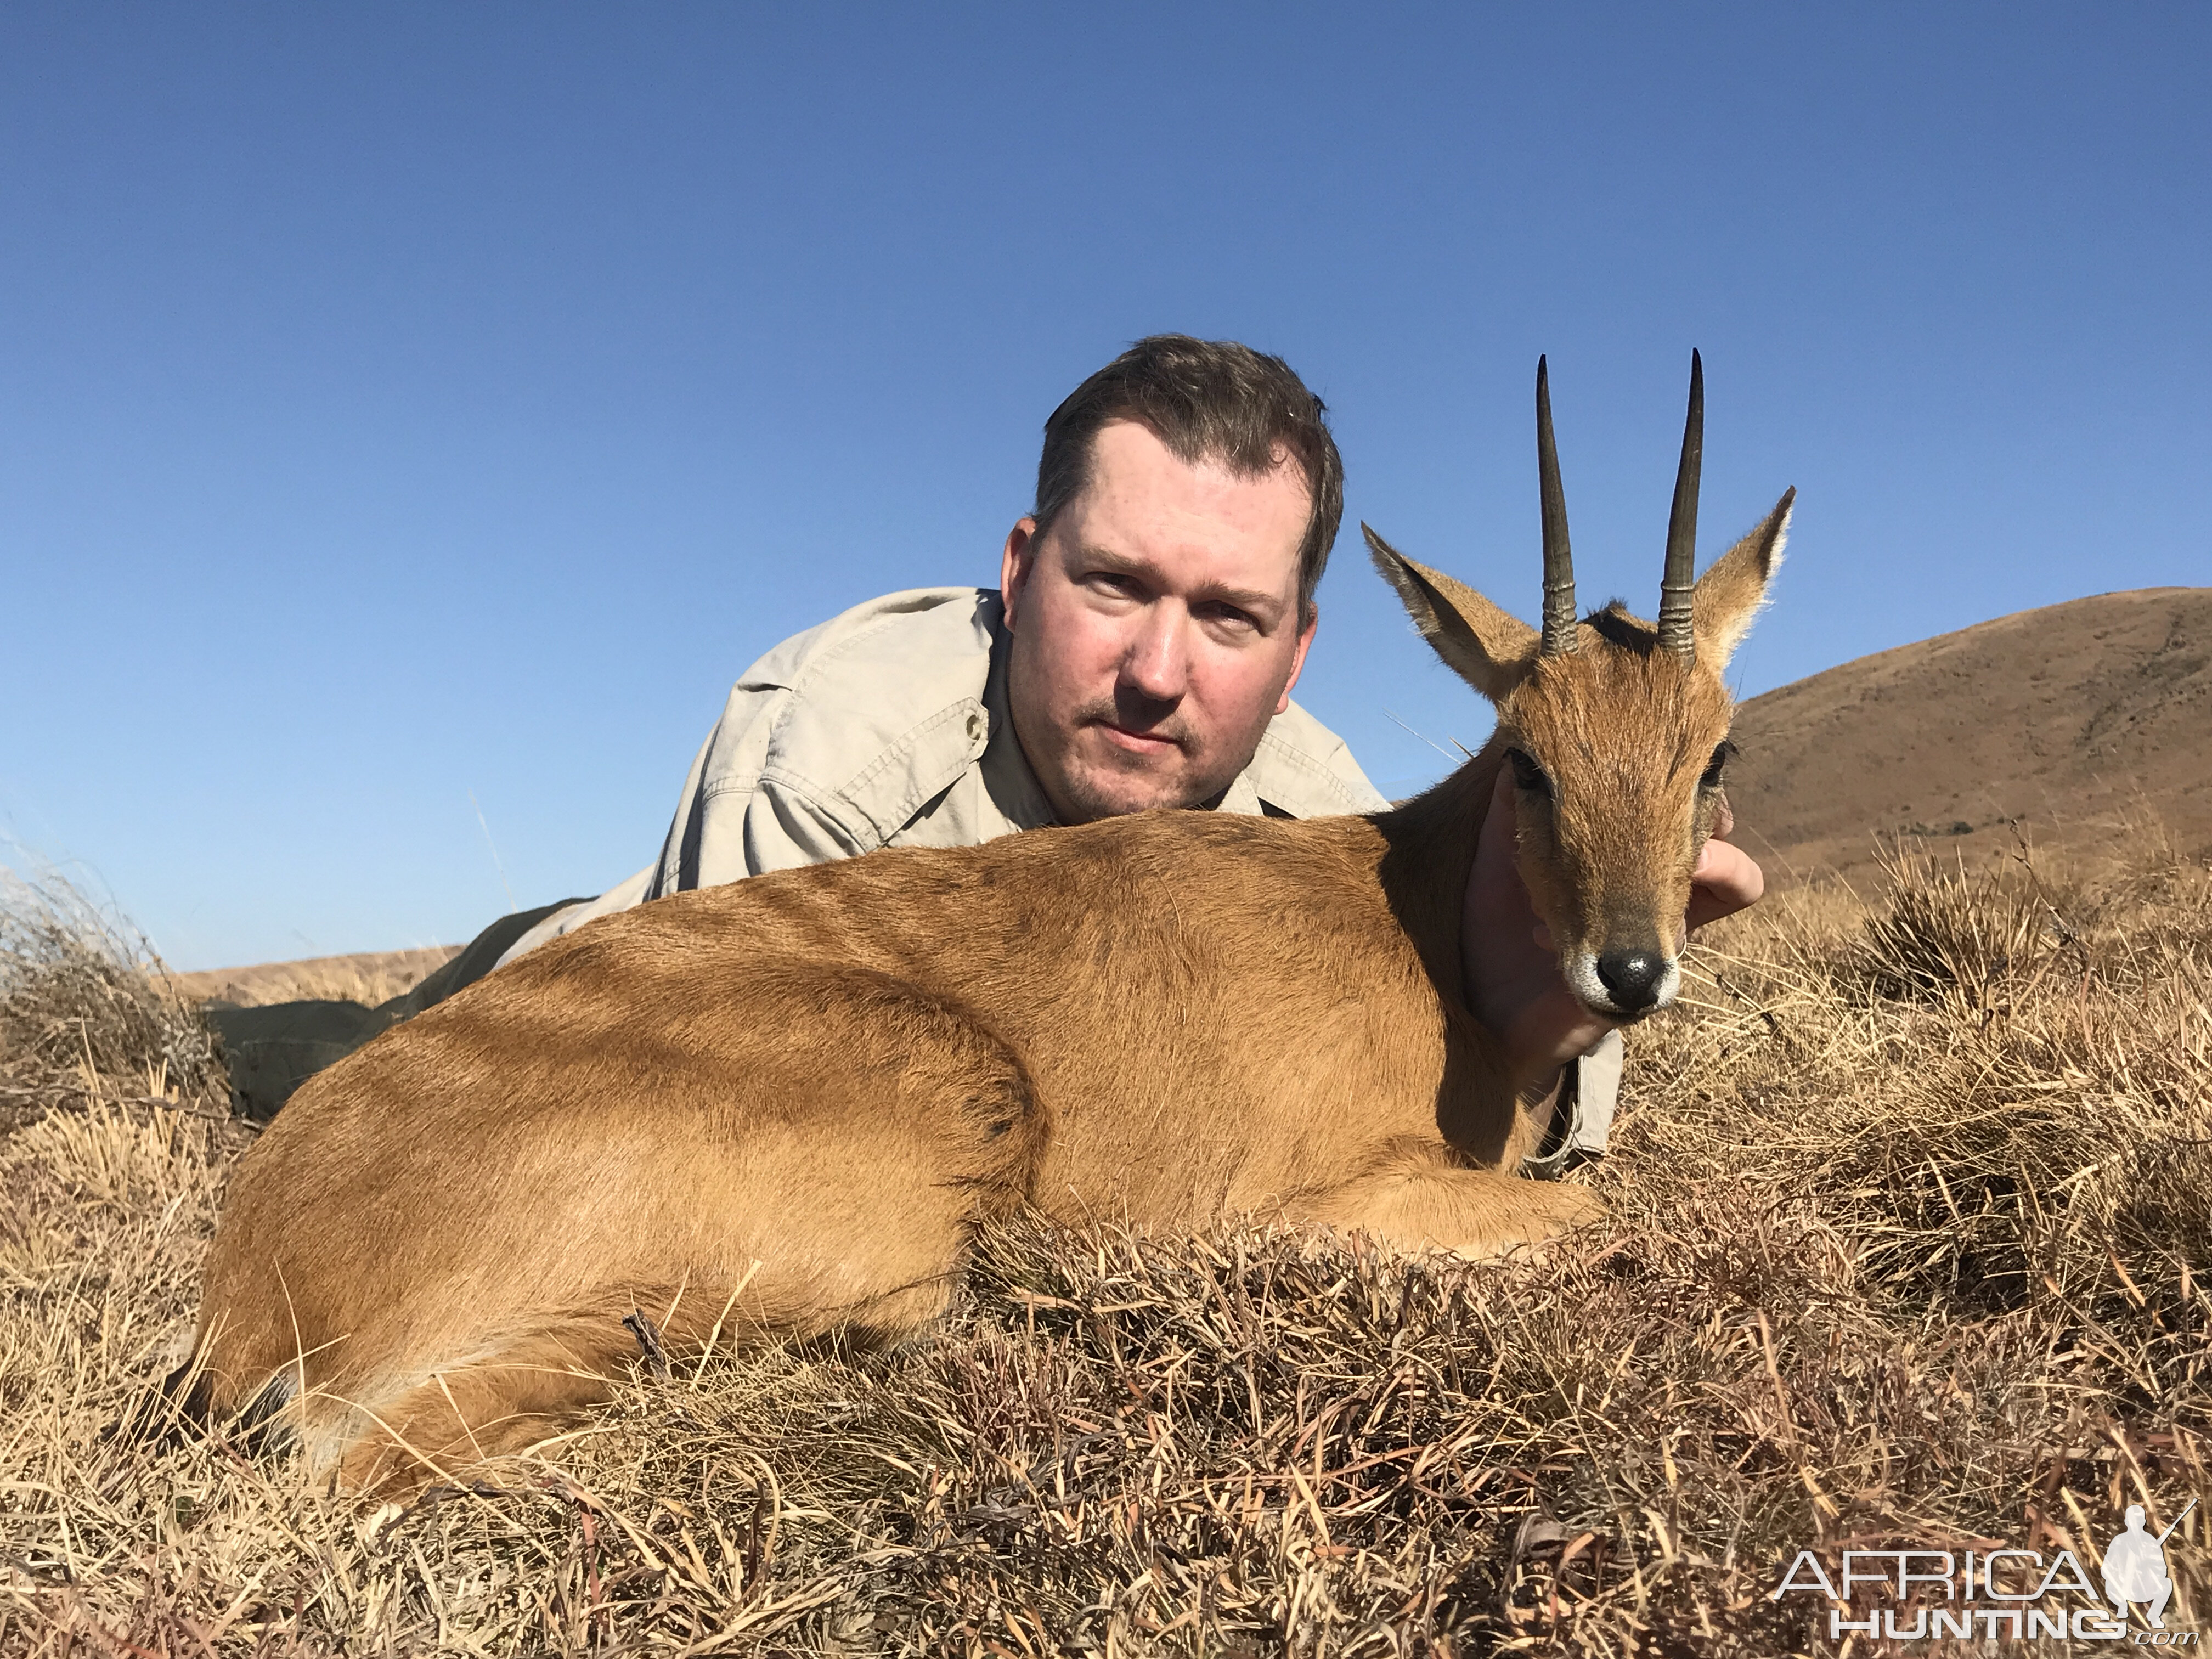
[1728, 587, 2212, 883]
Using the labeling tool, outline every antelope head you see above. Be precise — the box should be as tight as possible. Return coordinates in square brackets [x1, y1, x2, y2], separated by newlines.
[1367, 353, 1794, 1020]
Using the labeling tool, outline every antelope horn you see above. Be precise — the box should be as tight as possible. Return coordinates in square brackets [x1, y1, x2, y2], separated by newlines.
[1657, 349, 1703, 659]
[1537, 356, 1576, 657]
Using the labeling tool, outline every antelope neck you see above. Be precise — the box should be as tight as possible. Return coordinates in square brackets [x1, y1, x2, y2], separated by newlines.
[1369, 747, 1505, 1017]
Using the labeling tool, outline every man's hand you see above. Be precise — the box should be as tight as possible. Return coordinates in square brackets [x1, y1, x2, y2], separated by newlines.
[1686, 799, 1764, 930]
[1462, 767, 1764, 1081]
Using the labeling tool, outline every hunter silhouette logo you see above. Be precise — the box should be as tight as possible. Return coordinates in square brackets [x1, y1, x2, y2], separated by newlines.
[1770, 1498, 2198, 1644]
[2105, 1500, 2195, 1631]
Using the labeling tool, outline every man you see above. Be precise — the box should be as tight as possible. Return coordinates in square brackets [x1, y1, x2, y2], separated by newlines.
[215, 336, 1764, 1159]
[2102, 1505, 2177, 1628]
[488, 336, 1376, 959]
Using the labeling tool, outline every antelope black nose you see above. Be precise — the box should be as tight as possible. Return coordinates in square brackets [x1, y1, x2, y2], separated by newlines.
[1595, 950, 1666, 1009]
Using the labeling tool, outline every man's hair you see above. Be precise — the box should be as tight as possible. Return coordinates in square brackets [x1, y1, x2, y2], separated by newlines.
[1033, 335, 1344, 621]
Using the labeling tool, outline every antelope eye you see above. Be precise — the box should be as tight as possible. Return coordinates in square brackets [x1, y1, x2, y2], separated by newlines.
[1700, 741, 1735, 791]
[1506, 748, 1552, 798]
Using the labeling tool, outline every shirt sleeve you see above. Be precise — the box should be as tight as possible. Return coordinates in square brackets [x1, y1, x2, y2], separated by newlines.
[646, 683, 878, 896]
[493, 683, 876, 969]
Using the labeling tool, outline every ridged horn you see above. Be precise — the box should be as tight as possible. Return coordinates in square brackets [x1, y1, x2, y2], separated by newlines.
[1536, 356, 1576, 657]
[1657, 349, 1703, 659]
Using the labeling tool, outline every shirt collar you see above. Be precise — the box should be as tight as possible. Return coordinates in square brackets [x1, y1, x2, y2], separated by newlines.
[977, 613, 1065, 831]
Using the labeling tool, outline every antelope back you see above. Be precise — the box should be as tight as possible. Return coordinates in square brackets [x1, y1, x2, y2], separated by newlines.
[1366, 354, 1794, 1018]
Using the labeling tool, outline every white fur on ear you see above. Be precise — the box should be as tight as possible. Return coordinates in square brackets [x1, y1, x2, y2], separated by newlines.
[1693, 489, 1793, 670]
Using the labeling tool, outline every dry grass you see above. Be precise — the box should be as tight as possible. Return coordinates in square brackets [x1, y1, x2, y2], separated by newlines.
[1, 845, 2206, 1656]
[167, 949, 461, 1011]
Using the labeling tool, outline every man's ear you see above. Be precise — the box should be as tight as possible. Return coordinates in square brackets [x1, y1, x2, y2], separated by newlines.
[1274, 601, 1319, 715]
[1364, 524, 1537, 702]
[1000, 517, 1040, 630]
[1692, 488, 1793, 669]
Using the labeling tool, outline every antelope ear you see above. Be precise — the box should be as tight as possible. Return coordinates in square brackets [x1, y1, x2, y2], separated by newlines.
[1691, 487, 1794, 669]
[1364, 523, 1538, 702]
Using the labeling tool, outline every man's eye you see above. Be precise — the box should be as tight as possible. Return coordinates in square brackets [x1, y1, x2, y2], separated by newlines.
[1506, 748, 1551, 798]
[1198, 603, 1257, 630]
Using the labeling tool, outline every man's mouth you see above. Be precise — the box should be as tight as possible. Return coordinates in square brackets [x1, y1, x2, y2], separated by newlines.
[1093, 719, 1182, 756]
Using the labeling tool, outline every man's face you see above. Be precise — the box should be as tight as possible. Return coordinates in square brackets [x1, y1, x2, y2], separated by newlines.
[1001, 419, 1319, 824]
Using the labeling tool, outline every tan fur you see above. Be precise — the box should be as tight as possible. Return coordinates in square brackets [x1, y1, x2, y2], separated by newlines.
[183, 493, 1792, 1496]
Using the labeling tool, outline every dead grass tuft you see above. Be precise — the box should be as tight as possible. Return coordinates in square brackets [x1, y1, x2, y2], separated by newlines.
[1850, 842, 2057, 1006]
[1, 849, 2205, 1654]
[0, 875, 222, 1132]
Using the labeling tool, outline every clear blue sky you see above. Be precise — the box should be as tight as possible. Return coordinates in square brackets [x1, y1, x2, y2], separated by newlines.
[3, 4, 2205, 970]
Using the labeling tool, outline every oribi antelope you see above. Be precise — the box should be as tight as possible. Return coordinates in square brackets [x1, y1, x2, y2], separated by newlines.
[175, 354, 1793, 1493]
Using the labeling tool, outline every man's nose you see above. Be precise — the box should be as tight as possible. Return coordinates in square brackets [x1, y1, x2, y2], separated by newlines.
[1120, 606, 1191, 703]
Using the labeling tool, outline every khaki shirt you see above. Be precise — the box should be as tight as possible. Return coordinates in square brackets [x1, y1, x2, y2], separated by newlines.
[498, 586, 1390, 964]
